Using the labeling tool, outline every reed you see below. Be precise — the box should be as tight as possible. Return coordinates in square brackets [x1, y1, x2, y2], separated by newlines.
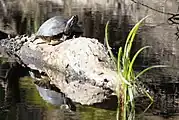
[105, 16, 167, 120]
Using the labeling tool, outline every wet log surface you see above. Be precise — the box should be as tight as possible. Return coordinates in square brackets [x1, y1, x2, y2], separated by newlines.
[0, 35, 118, 105]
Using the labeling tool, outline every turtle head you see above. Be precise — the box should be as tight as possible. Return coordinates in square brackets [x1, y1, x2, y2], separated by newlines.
[64, 15, 78, 35]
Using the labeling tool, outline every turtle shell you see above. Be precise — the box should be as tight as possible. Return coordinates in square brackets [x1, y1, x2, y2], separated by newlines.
[36, 16, 68, 37]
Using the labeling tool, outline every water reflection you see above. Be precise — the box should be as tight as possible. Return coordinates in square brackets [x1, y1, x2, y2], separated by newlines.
[78, 105, 116, 120]
[0, 76, 117, 120]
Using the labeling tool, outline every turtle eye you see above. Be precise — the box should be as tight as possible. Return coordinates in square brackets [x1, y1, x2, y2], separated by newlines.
[73, 15, 78, 23]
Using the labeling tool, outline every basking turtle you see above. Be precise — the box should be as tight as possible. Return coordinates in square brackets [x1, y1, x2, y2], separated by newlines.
[35, 15, 83, 45]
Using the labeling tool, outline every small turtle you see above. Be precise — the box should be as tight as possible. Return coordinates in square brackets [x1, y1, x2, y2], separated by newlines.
[35, 15, 83, 45]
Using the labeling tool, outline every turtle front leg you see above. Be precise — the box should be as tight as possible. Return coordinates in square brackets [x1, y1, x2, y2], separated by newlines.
[35, 37, 51, 45]
[48, 40, 63, 46]
[61, 34, 68, 41]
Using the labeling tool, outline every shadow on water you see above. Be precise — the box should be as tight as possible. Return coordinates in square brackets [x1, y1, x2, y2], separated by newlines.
[1, 0, 179, 120]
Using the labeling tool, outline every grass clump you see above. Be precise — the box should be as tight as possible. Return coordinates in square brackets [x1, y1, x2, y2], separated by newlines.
[105, 16, 167, 120]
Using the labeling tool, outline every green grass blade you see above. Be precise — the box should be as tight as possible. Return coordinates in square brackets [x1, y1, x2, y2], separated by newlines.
[105, 21, 117, 63]
[135, 65, 169, 80]
[126, 26, 139, 57]
[105, 21, 110, 50]
[128, 86, 134, 102]
[143, 100, 153, 113]
[117, 47, 123, 73]
[118, 72, 131, 86]
[143, 89, 153, 102]
[127, 15, 150, 50]
[123, 15, 150, 64]
[116, 48, 123, 98]
[127, 46, 151, 80]
[123, 24, 137, 60]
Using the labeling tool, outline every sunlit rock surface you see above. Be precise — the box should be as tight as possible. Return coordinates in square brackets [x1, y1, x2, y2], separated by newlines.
[0, 36, 118, 105]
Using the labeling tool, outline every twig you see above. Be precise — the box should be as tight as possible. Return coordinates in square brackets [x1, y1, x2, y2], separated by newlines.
[131, 0, 175, 15]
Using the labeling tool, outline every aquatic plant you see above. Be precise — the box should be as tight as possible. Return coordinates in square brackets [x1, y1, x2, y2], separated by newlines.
[105, 16, 167, 120]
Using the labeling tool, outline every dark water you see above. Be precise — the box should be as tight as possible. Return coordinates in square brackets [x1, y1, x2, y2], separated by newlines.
[0, 77, 116, 120]
[0, 0, 128, 50]
[1, 0, 179, 120]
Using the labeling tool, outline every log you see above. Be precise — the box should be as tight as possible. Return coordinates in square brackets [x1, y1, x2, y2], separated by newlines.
[0, 35, 118, 105]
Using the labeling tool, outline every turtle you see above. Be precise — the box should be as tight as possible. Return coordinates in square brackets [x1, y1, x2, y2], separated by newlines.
[35, 15, 83, 45]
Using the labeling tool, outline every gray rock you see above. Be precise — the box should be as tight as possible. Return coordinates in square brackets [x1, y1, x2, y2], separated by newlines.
[1, 36, 118, 105]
